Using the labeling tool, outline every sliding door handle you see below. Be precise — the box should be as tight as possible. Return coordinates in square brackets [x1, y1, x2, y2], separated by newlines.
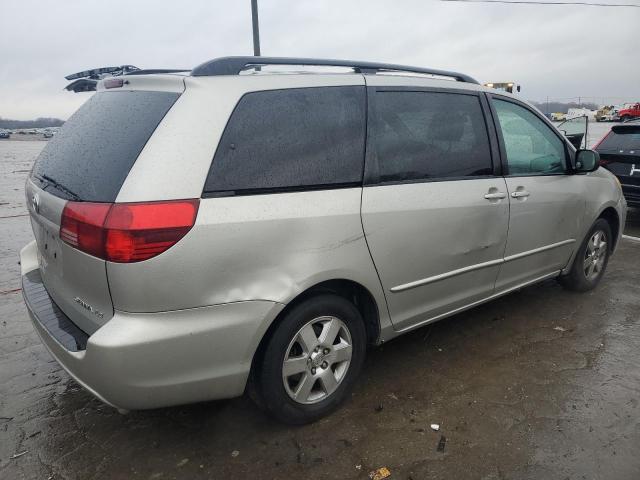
[484, 192, 507, 200]
[511, 190, 530, 198]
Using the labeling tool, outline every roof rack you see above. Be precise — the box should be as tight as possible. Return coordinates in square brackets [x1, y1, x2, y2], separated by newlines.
[190, 56, 479, 84]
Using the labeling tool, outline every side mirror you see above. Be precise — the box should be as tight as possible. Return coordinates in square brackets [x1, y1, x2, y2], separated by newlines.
[575, 149, 600, 173]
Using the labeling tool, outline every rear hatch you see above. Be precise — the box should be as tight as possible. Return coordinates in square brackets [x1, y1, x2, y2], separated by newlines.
[596, 124, 640, 197]
[27, 78, 183, 334]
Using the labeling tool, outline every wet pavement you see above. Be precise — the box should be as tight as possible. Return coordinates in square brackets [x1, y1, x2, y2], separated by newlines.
[1, 141, 639, 480]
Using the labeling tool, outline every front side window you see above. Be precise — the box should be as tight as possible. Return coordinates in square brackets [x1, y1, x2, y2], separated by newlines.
[367, 91, 493, 184]
[493, 99, 567, 175]
[204, 86, 366, 195]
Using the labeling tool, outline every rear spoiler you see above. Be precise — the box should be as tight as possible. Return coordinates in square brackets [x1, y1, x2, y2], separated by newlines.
[612, 124, 640, 134]
[64, 65, 188, 92]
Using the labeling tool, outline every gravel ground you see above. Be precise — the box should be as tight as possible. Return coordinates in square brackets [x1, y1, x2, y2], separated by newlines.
[1, 140, 639, 480]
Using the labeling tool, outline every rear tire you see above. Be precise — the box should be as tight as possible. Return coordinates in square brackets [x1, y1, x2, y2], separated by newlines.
[559, 218, 612, 292]
[253, 294, 367, 424]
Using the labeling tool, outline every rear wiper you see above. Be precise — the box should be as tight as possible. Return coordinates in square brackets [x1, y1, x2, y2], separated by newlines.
[35, 173, 81, 201]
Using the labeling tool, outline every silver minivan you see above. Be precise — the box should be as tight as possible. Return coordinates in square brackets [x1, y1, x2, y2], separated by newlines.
[20, 57, 627, 423]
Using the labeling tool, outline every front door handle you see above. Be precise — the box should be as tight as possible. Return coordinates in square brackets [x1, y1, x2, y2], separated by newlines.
[511, 190, 530, 198]
[484, 192, 507, 200]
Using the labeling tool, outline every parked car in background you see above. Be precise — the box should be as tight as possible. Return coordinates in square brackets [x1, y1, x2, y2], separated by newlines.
[0, 129, 10, 139]
[44, 130, 55, 138]
[596, 106, 621, 122]
[567, 108, 596, 121]
[619, 103, 640, 122]
[596, 106, 614, 122]
[551, 112, 567, 121]
[20, 57, 627, 424]
[595, 120, 640, 207]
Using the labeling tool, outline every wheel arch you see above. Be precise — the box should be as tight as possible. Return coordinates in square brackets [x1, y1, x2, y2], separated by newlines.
[598, 206, 620, 251]
[249, 279, 381, 382]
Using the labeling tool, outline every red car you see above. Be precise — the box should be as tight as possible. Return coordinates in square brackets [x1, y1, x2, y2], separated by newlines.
[618, 103, 640, 122]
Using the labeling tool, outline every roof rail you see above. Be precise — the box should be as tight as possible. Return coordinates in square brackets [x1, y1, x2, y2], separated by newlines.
[190, 56, 479, 84]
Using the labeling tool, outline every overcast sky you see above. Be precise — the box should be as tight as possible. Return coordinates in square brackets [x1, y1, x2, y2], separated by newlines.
[1, 0, 638, 120]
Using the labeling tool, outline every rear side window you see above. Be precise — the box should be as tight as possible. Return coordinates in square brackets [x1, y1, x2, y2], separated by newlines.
[366, 91, 493, 184]
[597, 127, 640, 152]
[203, 86, 366, 195]
[32, 90, 180, 202]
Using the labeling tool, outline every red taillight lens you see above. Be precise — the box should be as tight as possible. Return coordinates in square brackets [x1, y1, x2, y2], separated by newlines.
[60, 199, 199, 263]
[60, 202, 111, 258]
[104, 201, 199, 262]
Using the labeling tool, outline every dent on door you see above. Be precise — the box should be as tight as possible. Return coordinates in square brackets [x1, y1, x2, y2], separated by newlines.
[361, 178, 510, 331]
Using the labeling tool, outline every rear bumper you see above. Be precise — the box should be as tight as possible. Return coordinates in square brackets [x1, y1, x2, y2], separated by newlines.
[20, 241, 284, 410]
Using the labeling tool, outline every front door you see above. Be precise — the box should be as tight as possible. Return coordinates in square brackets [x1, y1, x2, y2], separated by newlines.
[557, 115, 588, 149]
[361, 87, 509, 331]
[490, 96, 585, 292]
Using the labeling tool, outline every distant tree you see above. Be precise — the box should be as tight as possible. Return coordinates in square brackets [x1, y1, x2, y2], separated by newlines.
[531, 102, 599, 115]
[0, 117, 65, 129]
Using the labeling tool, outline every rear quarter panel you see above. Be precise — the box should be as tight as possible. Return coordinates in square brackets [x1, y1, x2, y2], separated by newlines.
[108, 73, 393, 337]
[106, 188, 390, 331]
[115, 74, 367, 202]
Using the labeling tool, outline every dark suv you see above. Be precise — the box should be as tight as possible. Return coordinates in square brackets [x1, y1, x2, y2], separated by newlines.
[595, 120, 640, 207]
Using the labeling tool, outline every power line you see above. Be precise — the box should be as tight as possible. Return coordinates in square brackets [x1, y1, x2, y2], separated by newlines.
[441, 0, 640, 7]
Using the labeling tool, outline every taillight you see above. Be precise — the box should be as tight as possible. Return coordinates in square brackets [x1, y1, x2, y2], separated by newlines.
[103, 78, 125, 89]
[60, 203, 111, 258]
[60, 199, 199, 263]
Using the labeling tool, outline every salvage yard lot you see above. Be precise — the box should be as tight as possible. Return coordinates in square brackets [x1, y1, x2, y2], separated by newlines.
[1, 141, 639, 479]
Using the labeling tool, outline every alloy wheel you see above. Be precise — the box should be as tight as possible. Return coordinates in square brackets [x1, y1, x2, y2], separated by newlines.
[583, 230, 608, 281]
[282, 316, 353, 405]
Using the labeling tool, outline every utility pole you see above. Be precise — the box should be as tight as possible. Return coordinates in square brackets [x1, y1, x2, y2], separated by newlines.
[546, 96, 549, 115]
[251, 0, 261, 57]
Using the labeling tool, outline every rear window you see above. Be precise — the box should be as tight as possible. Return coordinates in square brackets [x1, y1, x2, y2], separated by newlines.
[31, 90, 180, 202]
[203, 86, 366, 195]
[597, 127, 640, 152]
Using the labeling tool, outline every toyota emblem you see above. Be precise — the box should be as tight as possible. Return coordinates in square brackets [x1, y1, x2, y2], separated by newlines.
[31, 193, 40, 214]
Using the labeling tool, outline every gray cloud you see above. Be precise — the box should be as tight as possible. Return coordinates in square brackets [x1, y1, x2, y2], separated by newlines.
[1, 0, 637, 119]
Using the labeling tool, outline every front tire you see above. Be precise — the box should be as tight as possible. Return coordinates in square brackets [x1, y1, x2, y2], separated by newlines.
[253, 294, 367, 424]
[559, 218, 612, 292]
